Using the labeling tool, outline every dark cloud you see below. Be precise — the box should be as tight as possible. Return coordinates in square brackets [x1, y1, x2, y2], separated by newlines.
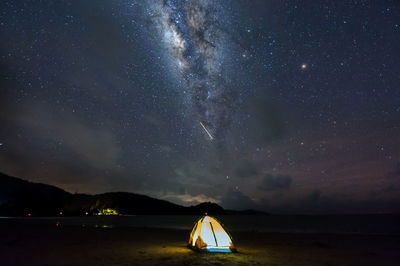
[262, 189, 400, 214]
[301, 189, 322, 207]
[220, 190, 258, 210]
[170, 161, 224, 197]
[0, 146, 128, 195]
[395, 162, 400, 177]
[245, 99, 286, 144]
[384, 184, 398, 192]
[258, 174, 292, 191]
[0, 105, 120, 170]
[235, 160, 257, 178]
[386, 162, 400, 178]
[0, 102, 125, 194]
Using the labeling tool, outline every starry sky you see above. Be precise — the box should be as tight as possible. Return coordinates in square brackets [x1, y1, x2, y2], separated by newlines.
[1, 0, 399, 214]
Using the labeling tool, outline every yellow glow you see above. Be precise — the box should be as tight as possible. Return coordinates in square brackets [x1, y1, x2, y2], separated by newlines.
[101, 225, 113, 228]
[99, 208, 119, 215]
[188, 215, 235, 252]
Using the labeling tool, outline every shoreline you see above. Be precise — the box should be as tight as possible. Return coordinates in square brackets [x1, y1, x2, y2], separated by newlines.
[1, 221, 399, 266]
[1, 215, 399, 237]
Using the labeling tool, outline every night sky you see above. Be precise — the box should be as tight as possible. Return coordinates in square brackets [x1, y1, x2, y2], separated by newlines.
[1, 0, 399, 214]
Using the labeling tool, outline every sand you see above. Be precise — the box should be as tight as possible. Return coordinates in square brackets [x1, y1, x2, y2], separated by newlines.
[1, 221, 399, 266]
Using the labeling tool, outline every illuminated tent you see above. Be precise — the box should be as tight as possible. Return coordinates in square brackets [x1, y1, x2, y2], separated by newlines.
[188, 215, 236, 252]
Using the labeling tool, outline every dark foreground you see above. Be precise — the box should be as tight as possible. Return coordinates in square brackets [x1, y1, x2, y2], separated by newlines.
[0, 221, 399, 266]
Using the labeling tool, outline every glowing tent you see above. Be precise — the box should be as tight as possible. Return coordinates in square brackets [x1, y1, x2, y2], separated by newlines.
[188, 215, 236, 252]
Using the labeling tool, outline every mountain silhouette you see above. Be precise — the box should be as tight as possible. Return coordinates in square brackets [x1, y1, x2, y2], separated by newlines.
[0, 172, 267, 216]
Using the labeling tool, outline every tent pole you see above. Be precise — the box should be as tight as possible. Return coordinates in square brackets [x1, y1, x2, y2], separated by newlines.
[209, 222, 218, 246]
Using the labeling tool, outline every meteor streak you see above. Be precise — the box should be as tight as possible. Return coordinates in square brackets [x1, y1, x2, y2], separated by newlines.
[200, 121, 214, 140]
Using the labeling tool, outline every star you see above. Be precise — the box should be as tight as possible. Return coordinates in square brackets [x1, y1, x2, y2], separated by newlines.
[0, 0, 398, 215]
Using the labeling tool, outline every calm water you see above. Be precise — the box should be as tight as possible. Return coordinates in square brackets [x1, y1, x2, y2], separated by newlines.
[1, 214, 399, 235]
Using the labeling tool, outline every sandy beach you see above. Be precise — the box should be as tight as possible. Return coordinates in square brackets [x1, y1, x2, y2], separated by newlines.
[1, 219, 399, 266]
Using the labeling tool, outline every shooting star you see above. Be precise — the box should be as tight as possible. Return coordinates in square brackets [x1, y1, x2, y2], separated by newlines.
[200, 122, 214, 140]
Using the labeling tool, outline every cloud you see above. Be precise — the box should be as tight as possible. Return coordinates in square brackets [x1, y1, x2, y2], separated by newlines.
[0, 105, 119, 170]
[300, 189, 322, 206]
[235, 160, 257, 178]
[0, 103, 125, 194]
[0, 147, 124, 194]
[162, 192, 219, 206]
[394, 162, 400, 177]
[260, 189, 400, 214]
[244, 98, 286, 144]
[258, 174, 292, 191]
[386, 162, 400, 179]
[174, 161, 221, 186]
[220, 190, 258, 210]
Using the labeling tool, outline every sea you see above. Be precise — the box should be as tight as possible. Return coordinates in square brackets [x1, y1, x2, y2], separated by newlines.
[1, 214, 399, 236]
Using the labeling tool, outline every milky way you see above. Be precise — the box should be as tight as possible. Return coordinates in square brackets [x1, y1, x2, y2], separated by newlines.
[1, 0, 400, 213]
[151, 0, 238, 143]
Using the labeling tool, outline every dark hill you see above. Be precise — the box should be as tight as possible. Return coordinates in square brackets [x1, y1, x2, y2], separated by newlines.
[64, 192, 186, 215]
[0, 172, 267, 216]
[0, 172, 69, 216]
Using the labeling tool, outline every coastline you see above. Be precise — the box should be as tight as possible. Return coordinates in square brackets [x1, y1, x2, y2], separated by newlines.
[1, 220, 399, 266]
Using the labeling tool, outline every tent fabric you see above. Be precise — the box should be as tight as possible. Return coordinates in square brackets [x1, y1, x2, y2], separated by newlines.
[188, 215, 236, 252]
